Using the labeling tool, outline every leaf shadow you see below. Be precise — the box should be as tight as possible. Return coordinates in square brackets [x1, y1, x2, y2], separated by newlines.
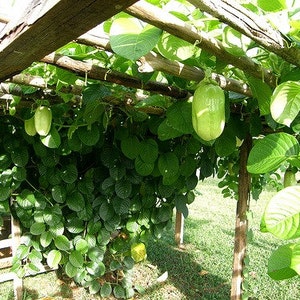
[144, 233, 231, 300]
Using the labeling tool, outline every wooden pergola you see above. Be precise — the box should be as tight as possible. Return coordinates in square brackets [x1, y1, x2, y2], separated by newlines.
[0, 1, 300, 300]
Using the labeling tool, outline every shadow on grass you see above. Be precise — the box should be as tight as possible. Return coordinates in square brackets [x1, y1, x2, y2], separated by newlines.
[0, 270, 74, 300]
[146, 232, 231, 300]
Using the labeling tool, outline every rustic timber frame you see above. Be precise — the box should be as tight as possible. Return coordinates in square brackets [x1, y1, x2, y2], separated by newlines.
[0, 1, 299, 300]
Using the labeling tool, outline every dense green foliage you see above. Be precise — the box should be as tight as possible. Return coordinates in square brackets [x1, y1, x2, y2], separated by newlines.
[1, 0, 300, 297]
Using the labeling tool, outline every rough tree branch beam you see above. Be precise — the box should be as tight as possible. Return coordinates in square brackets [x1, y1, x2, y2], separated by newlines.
[0, 0, 139, 82]
[188, 0, 300, 68]
[126, 0, 276, 87]
[41, 53, 189, 99]
[77, 33, 252, 96]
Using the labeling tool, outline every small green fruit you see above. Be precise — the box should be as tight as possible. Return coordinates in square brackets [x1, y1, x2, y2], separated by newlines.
[24, 116, 37, 136]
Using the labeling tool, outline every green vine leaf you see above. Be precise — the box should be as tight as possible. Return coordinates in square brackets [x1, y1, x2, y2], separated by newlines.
[158, 152, 179, 179]
[100, 282, 112, 298]
[54, 235, 71, 251]
[66, 191, 85, 212]
[166, 102, 193, 134]
[291, 243, 300, 275]
[157, 31, 195, 61]
[47, 249, 62, 268]
[30, 222, 46, 235]
[247, 133, 300, 174]
[69, 250, 84, 268]
[40, 127, 61, 149]
[247, 76, 272, 116]
[257, 0, 287, 12]
[158, 119, 183, 141]
[110, 16, 162, 61]
[270, 81, 300, 127]
[121, 136, 141, 159]
[267, 243, 297, 280]
[263, 186, 300, 240]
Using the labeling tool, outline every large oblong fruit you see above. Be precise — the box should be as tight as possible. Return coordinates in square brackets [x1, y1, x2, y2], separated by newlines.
[192, 80, 225, 141]
[34, 106, 52, 136]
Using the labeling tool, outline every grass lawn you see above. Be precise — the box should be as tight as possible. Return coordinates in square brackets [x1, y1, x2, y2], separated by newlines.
[1, 177, 300, 299]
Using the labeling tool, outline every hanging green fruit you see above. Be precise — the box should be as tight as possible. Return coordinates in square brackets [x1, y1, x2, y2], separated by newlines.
[192, 79, 225, 141]
[24, 116, 37, 136]
[34, 106, 52, 136]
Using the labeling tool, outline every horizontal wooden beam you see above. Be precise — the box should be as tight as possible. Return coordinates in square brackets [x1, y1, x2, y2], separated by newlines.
[41, 53, 189, 99]
[0, 0, 139, 82]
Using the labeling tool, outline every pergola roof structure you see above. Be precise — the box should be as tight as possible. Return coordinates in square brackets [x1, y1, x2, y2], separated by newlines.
[0, 0, 299, 102]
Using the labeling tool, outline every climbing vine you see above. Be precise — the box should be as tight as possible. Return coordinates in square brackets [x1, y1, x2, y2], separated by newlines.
[1, 0, 300, 298]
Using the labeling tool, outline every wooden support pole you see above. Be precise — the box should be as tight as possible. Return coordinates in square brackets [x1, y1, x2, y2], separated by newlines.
[230, 135, 252, 300]
[11, 215, 22, 300]
[175, 210, 184, 246]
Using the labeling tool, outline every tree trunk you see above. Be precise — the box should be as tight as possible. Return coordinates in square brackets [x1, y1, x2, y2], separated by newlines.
[231, 135, 252, 300]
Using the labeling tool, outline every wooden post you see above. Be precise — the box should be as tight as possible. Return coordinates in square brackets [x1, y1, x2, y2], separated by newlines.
[175, 210, 184, 246]
[230, 135, 252, 300]
[11, 215, 23, 300]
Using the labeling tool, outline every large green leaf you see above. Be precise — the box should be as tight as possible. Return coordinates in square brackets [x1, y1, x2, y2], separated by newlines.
[16, 189, 36, 209]
[166, 102, 193, 134]
[121, 136, 141, 159]
[47, 249, 62, 268]
[140, 139, 158, 163]
[51, 185, 66, 203]
[174, 194, 189, 218]
[86, 261, 105, 277]
[270, 81, 300, 127]
[61, 164, 78, 184]
[158, 152, 179, 178]
[257, 0, 286, 11]
[115, 180, 132, 199]
[40, 231, 53, 248]
[30, 222, 46, 235]
[41, 127, 61, 149]
[66, 191, 85, 212]
[264, 186, 300, 240]
[157, 31, 195, 61]
[113, 285, 126, 299]
[11, 148, 29, 167]
[54, 235, 71, 251]
[247, 133, 299, 174]
[290, 242, 300, 275]
[247, 76, 272, 116]
[100, 282, 112, 298]
[75, 238, 89, 254]
[158, 119, 183, 140]
[135, 95, 167, 109]
[135, 156, 154, 176]
[110, 17, 162, 61]
[69, 250, 84, 268]
[89, 280, 101, 295]
[77, 124, 100, 146]
[65, 261, 78, 278]
[267, 244, 297, 280]
[222, 26, 250, 56]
